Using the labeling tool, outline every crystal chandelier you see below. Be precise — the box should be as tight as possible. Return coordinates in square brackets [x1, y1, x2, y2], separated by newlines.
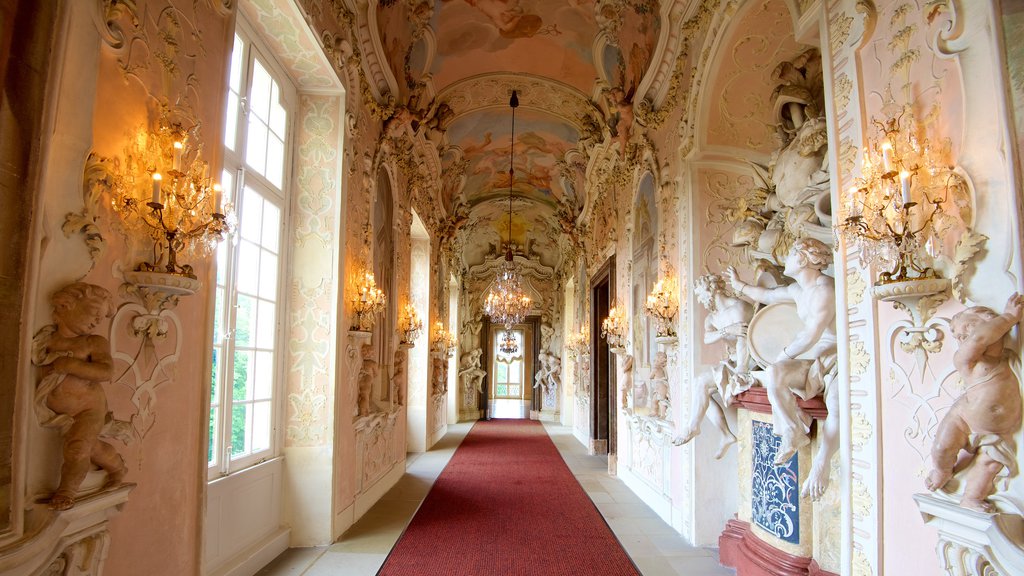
[484, 89, 531, 328]
[498, 330, 519, 355]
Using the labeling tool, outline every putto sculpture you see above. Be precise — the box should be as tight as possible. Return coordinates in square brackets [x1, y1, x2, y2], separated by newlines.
[32, 282, 126, 510]
[926, 294, 1023, 512]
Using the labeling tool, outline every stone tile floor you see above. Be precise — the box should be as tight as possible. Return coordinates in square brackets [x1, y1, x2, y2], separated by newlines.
[256, 421, 734, 576]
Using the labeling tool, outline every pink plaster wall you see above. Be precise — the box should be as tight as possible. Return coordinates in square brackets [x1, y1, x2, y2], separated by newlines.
[81, 2, 232, 574]
[852, 2, 968, 574]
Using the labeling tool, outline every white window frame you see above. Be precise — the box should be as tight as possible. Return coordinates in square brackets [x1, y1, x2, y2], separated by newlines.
[209, 18, 296, 480]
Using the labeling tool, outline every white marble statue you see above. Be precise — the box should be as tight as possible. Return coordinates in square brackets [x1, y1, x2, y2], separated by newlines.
[726, 237, 838, 500]
[926, 294, 1024, 512]
[649, 351, 670, 420]
[459, 348, 486, 398]
[621, 355, 634, 413]
[673, 273, 756, 459]
[544, 353, 561, 408]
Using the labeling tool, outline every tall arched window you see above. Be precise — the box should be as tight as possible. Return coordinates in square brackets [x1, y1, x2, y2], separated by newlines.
[210, 24, 295, 477]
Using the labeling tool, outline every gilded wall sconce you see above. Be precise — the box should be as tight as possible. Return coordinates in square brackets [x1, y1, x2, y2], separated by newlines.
[109, 114, 232, 295]
[350, 269, 386, 332]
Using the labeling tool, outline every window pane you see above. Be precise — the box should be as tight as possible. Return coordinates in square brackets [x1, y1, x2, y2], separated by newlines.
[255, 299, 276, 349]
[262, 202, 281, 253]
[220, 169, 235, 210]
[231, 403, 251, 457]
[224, 93, 239, 151]
[209, 407, 218, 466]
[252, 401, 271, 452]
[229, 34, 244, 93]
[254, 351, 273, 399]
[266, 135, 284, 189]
[233, 350, 254, 401]
[213, 287, 225, 341]
[508, 360, 521, 383]
[237, 241, 260, 295]
[240, 188, 264, 242]
[211, 347, 221, 405]
[270, 94, 286, 138]
[245, 120, 269, 176]
[235, 295, 254, 346]
[497, 363, 508, 382]
[250, 59, 272, 121]
[216, 242, 228, 287]
[497, 384, 507, 396]
[258, 252, 278, 301]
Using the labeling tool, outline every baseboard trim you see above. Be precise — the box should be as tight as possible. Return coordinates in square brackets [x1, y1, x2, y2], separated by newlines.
[205, 527, 289, 576]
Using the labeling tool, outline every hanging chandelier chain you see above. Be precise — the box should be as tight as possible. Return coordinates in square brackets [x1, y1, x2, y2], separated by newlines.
[484, 89, 531, 330]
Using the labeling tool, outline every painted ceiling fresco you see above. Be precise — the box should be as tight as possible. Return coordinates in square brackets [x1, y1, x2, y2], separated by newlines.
[430, 0, 600, 95]
[447, 107, 577, 208]
[369, 0, 668, 273]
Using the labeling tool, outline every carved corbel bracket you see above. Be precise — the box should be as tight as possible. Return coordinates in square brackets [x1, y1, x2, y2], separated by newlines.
[873, 278, 950, 358]
[914, 493, 1024, 575]
[655, 335, 680, 367]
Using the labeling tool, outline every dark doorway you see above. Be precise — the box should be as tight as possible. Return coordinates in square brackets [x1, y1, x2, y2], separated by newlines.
[590, 257, 616, 457]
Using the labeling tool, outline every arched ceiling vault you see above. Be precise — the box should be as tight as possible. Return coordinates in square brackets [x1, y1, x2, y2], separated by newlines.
[356, 0, 810, 276]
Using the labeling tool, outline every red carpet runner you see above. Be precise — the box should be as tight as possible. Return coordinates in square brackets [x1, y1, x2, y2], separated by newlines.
[378, 419, 641, 576]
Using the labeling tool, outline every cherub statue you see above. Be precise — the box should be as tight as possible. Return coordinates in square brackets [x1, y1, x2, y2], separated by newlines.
[31, 282, 125, 510]
[392, 350, 407, 406]
[674, 273, 756, 458]
[431, 355, 446, 396]
[648, 351, 670, 419]
[357, 355, 378, 417]
[726, 237, 838, 500]
[620, 355, 634, 412]
[926, 294, 1024, 512]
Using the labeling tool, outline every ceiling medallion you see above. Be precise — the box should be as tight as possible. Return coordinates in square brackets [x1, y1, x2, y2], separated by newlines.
[484, 90, 531, 329]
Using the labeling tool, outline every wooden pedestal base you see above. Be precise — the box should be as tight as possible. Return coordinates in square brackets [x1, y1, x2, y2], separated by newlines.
[719, 520, 837, 576]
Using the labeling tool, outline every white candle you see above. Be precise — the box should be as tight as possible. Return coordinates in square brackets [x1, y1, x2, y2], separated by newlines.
[900, 171, 912, 205]
[151, 173, 162, 204]
[881, 142, 893, 173]
[213, 183, 223, 213]
[848, 186, 859, 216]
[172, 141, 183, 171]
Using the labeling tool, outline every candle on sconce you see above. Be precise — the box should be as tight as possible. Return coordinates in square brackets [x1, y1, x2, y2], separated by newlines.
[213, 183, 223, 213]
[151, 172, 163, 204]
[881, 142, 893, 173]
[847, 186, 859, 217]
[172, 141, 183, 171]
[899, 171, 912, 205]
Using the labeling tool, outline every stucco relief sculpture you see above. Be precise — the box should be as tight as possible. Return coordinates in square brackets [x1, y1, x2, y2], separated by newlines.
[459, 348, 486, 405]
[925, 294, 1023, 512]
[731, 49, 831, 262]
[648, 351, 670, 420]
[392, 349, 407, 406]
[620, 354, 634, 414]
[31, 282, 127, 510]
[357, 345, 379, 418]
[533, 350, 561, 409]
[726, 238, 839, 500]
[431, 353, 448, 396]
[674, 273, 756, 458]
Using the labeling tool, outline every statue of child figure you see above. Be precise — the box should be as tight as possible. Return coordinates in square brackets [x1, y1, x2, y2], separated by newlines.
[926, 293, 1024, 512]
[32, 282, 126, 510]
